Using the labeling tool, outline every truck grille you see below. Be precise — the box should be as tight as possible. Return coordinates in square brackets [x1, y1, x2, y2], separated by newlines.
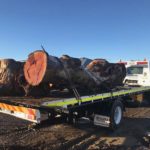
[127, 80, 138, 83]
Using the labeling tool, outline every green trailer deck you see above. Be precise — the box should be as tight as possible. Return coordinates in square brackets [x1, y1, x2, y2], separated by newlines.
[0, 86, 149, 107]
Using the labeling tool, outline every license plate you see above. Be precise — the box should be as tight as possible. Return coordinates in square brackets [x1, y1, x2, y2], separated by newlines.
[94, 114, 110, 127]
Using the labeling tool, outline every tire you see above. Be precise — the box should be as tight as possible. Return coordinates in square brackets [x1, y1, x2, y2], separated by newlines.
[110, 100, 123, 130]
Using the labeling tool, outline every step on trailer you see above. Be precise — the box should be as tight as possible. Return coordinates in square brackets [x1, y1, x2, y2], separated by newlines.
[0, 86, 150, 130]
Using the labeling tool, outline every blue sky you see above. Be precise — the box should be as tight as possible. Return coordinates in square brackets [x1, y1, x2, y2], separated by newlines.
[0, 0, 150, 62]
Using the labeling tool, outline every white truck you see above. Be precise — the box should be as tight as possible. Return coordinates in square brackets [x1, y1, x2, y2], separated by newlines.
[119, 59, 150, 87]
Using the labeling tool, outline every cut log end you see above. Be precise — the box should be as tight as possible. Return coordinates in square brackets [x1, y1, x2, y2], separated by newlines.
[24, 50, 48, 86]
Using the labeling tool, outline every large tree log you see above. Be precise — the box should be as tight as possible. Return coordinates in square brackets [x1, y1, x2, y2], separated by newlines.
[24, 50, 126, 94]
[24, 51, 97, 90]
[0, 59, 50, 96]
[86, 59, 126, 90]
[24, 50, 61, 86]
[0, 59, 25, 95]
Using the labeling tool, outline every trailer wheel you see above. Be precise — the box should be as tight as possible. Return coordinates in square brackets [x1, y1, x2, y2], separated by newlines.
[110, 100, 123, 130]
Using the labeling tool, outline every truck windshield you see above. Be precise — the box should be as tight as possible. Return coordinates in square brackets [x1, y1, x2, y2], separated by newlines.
[127, 67, 143, 75]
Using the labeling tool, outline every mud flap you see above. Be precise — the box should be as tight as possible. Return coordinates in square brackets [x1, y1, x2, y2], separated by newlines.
[94, 114, 110, 127]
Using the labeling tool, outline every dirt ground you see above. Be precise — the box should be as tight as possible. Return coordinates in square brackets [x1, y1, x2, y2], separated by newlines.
[0, 106, 150, 150]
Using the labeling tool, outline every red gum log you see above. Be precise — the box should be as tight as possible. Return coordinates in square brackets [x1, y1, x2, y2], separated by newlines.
[86, 59, 126, 87]
[24, 50, 94, 88]
[24, 50, 62, 86]
[24, 50, 126, 92]
[24, 51, 48, 86]
[0, 59, 25, 96]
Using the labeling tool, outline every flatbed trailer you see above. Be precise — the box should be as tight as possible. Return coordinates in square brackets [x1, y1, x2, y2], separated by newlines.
[0, 86, 150, 129]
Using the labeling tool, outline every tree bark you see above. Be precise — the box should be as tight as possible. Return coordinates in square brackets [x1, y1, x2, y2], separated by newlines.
[0, 59, 24, 96]
[24, 50, 126, 93]
[0, 58, 51, 96]
[86, 59, 126, 90]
